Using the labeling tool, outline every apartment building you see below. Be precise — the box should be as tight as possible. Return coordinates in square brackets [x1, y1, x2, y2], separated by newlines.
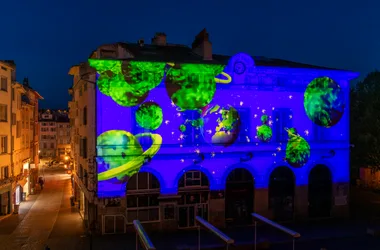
[39, 109, 71, 163]
[68, 30, 358, 234]
[0, 60, 43, 216]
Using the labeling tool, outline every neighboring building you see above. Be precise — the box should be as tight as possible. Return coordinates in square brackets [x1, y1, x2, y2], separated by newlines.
[38, 109, 71, 162]
[0, 60, 43, 216]
[68, 30, 358, 234]
[56, 112, 71, 162]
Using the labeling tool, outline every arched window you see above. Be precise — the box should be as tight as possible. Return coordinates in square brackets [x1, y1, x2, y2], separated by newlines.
[126, 172, 160, 224]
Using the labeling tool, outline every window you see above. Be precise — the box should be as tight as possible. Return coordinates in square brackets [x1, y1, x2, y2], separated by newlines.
[50, 143, 54, 149]
[83, 106, 87, 125]
[0, 104, 7, 122]
[182, 111, 203, 146]
[127, 172, 160, 191]
[11, 113, 16, 125]
[11, 88, 14, 100]
[16, 121, 21, 137]
[80, 137, 87, 158]
[43, 143, 47, 149]
[0, 136, 7, 154]
[272, 108, 293, 142]
[11, 136, 14, 151]
[50, 128, 56, 132]
[178, 171, 209, 188]
[0, 166, 9, 179]
[236, 108, 250, 144]
[84, 169, 88, 187]
[0, 77, 7, 91]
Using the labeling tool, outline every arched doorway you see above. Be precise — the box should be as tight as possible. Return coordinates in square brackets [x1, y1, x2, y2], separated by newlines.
[268, 166, 295, 221]
[177, 170, 210, 228]
[225, 168, 254, 225]
[308, 165, 333, 218]
[126, 172, 160, 224]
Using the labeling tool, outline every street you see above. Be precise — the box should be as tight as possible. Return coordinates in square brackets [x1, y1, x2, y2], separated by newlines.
[0, 166, 86, 250]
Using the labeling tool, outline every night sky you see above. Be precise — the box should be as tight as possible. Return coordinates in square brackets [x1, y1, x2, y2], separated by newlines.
[0, 0, 378, 109]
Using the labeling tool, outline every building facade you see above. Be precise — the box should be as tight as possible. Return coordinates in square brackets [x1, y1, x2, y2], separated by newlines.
[0, 60, 42, 216]
[39, 109, 71, 163]
[69, 30, 358, 234]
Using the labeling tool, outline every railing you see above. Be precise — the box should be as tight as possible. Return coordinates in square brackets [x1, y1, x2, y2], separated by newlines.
[251, 213, 300, 250]
[133, 220, 156, 250]
[196, 216, 234, 250]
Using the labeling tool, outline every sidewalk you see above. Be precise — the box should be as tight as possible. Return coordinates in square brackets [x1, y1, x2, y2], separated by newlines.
[0, 167, 86, 250]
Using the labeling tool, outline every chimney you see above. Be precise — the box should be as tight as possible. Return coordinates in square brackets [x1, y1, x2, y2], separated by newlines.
[138, 39, 144, 47]
[151, 32, 167, 46]
[191, 28, 212, 61]
[23, 77, 29, 87]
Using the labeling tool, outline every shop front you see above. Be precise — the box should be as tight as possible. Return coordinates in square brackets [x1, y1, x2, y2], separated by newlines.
[0, 184, 12, 215]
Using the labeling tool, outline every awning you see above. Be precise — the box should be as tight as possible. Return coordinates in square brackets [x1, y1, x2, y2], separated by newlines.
[17, 178, 28, 188]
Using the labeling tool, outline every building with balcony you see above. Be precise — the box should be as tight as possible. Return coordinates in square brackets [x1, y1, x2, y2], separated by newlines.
[0, 60, 43, 216]
[68, 30, 358, 234]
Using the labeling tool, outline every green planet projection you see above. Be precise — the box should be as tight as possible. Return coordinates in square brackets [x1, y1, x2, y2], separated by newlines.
[257, 115, 272, 142]
[285, 128, 310, 168]
[97, 130, 162, 182]
[304, 77, 345, 128]
[135, 101, 163, 130]
[165, 63, 226, 110]
[202, 104, 241, 147]
[89, 60, 166, 107]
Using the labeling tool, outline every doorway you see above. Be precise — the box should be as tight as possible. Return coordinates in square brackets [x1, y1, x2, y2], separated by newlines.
[225, 168, 254, 225]
[268, 166, 295, 221]
[308, 165, 333, 218]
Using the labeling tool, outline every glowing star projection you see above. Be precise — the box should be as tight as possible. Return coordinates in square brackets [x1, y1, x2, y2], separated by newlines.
[165, 63, 230, 110]
[89, 60, 166, 107]
[304, 77, 345, 128]
[135, 101, 163, 130]
[202, 104, 240, 147]
[285, 128, 310, 168]
[257, 115, 272, 142]
[97, 130, 162, 182]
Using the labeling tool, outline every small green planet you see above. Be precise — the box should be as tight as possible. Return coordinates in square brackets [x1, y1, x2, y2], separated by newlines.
[165, 63, 225, 110]
[304, 77, 345, 128]
[285, 128, 310, 168]
[257, 115, 272, 142]
[179, 124, 186, 132]
[135, 101, 163, 130]
[97, 130, 162, 182]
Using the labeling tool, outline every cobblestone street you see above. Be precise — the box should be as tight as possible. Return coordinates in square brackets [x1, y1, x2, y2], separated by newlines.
[0, 166, 86, 250]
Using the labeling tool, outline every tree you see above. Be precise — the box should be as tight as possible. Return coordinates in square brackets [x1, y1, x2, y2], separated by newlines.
[350, 71, 380, 171]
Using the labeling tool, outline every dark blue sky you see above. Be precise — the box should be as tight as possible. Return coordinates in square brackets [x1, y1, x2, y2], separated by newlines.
[1, 0, 378, 109]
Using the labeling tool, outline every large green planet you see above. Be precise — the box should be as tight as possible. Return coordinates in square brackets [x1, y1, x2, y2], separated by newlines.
[165, 63, 225, 110]
[304, 77, 345, 128]
[89, 60, 166, 107]
[285, 128, 310, 168]
[97, 130, 162, 182]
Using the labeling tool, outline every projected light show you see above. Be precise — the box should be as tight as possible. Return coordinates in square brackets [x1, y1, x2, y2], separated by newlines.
[91, 52, 350, 198]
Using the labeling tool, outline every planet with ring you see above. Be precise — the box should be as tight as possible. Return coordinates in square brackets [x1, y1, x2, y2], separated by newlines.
[97, 130, 162, 182]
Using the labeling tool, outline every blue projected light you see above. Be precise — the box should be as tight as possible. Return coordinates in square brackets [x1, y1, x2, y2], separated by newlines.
[91, 53, 353, 198]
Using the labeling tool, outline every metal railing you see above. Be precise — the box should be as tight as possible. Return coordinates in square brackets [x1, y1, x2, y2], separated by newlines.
[196, 216, 234, 250]
[133, 220, 156, 250]
[251, 213, 301, 250]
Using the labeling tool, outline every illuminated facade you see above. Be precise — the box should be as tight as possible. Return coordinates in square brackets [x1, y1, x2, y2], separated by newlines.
[0, 62, 42, 216]
[69, 30, 358, 234]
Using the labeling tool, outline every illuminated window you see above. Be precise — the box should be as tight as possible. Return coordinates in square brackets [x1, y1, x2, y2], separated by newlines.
[179, 171, 209, 188]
